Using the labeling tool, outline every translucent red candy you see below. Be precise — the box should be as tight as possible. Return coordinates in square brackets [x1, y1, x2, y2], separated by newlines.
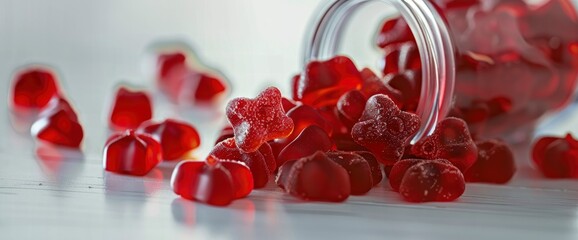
[156, 52, 229, 105]
[386, 71, 422, 112]
[226, 87, 294, 153]
[355, 151, 383, 186]
[157, 52, 187, 91]
[376, 18, 414, 49]
[295, 56, 363, 107]
[326, 151, 373, 195]
[139, 119, 201, 161]
[281, 97, 298, 113]
[429, 0, 480, 10]
[171, 159, 253, 206]
[11, 68, 60, 110]
[31, 105, 84, 148]
[465, 140, 516, 183]
[389, 159, 425, 192]
[359, 68, 403, 107]
[337, 90, 367, 123]
[41, 97, 79, 122]
[277, 126, 335, 168]
[411, 117, 478, 173]
[109, 87, 153, 130]
[351, 94, 420, 165]
[286, 105, 333, 141]
[532, 134, 578, 178]
[215, 126, 234, 145]
[398, 159, 466, 202]
[210, 138, 270, 188]
[104, 130, 162, 176]
[380, 43, 421, 76]
[258, 142, 277, 173]
[277, 151, 350, 202]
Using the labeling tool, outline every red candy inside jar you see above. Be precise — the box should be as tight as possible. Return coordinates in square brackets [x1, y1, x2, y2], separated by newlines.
[306, 0, 578, 142]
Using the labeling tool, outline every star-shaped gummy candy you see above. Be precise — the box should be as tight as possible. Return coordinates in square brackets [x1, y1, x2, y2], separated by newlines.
[351, 94, 420, 165]
[226, 87, 294, 153]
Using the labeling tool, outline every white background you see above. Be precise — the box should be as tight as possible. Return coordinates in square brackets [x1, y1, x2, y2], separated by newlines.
[2, 0, 578, 239]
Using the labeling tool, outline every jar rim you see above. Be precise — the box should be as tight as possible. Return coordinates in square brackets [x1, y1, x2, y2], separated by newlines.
[302, 0, 456, 143]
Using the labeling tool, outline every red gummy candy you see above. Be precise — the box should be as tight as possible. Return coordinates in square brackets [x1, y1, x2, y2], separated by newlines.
[411, 117, 478, 172]
[326, 151, 373, 195]
[297, 56, 363, 107]
[286, 105, 333, 141]
[171, 160, 238, 206]
[109, 87, 153, 130]
[279, 151, 350, 202]
[226, 87, 294, 153]
[31, 105, 83, 148]
[355, 151, 384, 186]
[337, 90, 367, 123]
[376, 18, 415, 49]
[380, 43, 421, 76]
[157, 52, 187, 88]
[532, 134, 578, 178]
[351, 94, 420, 165]
[386, 71, 422, 112]
[139, 119, 201, 161]
[258, 142, 277, 173]
[11, 68, 60, 110]
[398, 159, 465, 202]
[104, 130, 162, 176]
[41, 97, 79, 122]
[210, 138, 270, 188]
[359, 68, 403, 107]
[429, 0, 480, 10]
[275, 160, 298, 191]
[220, 160, 254, 199]
[277, 126, 335, 168]
[281, 97, 298, 113]
[188, 73, 229, 104]
[389, 159, 426, 192]
[215, 126, 234, 145]
[333, 134, 368, 152]
[465, 140, 515, 183]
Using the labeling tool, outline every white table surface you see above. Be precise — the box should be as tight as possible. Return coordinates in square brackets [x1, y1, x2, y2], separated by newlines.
[2, 1, 578, 239]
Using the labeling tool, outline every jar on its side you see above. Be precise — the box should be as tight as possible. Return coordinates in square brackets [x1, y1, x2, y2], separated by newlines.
[304, 0, 578, 142]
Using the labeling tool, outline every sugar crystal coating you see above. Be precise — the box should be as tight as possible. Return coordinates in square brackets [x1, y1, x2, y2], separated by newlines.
[226, 87, 294, 153]
[399, 159, 465, 202]
[411, 117, 478, 173]
[351, 94, 420, 165]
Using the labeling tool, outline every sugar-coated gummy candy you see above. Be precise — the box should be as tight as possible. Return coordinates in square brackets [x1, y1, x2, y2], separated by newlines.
[326, 151, 373, 195]
[411, 117, 478, 173]
[398, 159, 466, 202]
[226, 87, 294, 153]
[351, 94, 420, 165]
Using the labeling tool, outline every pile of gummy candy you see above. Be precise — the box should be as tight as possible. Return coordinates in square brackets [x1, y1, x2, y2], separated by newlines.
[8, 0, 578, 207]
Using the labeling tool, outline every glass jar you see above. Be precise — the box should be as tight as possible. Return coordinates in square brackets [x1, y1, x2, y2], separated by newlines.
[303, 0, 578, 143]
